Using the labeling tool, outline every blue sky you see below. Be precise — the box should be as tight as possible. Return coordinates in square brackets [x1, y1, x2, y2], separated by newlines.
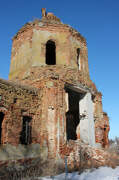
[0, 0, 119, 139]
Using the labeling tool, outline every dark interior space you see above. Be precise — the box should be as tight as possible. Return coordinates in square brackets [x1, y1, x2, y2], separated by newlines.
[0, 112, 4, 144]
[65, 89, 81, 141]
[13, 98, 17, 104]
[46, 40, 56, 65]
[77, 48, 80, 67]
[20, 116, 32, 145]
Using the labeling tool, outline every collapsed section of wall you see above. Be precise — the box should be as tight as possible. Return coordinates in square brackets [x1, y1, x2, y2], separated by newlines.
[0, 78, 42, 145]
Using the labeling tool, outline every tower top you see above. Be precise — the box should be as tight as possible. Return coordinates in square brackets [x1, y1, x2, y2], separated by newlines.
[41, 8, 61, 23]
[41, 8, 46, 17]
[9, 8, 88, 81]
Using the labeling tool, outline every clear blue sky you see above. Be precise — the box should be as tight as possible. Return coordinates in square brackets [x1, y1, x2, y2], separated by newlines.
[0, 0, 119, 139]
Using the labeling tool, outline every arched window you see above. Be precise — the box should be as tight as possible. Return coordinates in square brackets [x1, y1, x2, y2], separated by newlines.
[0, 112, 4, 144]
[77, 48, 80, 69]
[46, 40, 56, 65]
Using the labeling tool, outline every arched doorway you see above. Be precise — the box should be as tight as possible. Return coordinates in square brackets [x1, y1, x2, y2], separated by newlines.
[0, 112, 4, 144]
[46, 40, 56, 65]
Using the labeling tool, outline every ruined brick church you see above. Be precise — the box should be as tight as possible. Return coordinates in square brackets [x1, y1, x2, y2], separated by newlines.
[0, 8, 110, 172]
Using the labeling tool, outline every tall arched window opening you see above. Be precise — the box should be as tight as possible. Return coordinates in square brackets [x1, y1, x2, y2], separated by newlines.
[20, 116, 32, 145]
[77, 48, 80, 69]
[46, 40, 56, 65]
[0, 112, 4, 144]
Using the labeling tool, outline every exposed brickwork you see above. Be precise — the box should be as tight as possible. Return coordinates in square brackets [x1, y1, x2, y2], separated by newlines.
[10, 12, 88, 80]
[0, 8, 110, 175]
[94, 93, 109, 147]
[0, 141, 118, 178]
[60, 140, 117, 171]
[0, 79, 42, 145]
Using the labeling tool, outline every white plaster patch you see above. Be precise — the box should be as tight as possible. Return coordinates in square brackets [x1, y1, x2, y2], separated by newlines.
[48, 108, 56, 153]
[79, 93, 95, 146]
[65, 93, 69, 112]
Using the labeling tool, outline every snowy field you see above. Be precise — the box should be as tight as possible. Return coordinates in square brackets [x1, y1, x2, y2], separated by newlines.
[40, 166, 119, 180]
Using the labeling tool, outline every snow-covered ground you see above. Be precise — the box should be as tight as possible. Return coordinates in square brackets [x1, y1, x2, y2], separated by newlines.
[40, 166, 119, 180]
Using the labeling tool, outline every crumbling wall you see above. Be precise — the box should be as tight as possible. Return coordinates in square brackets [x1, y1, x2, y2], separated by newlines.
[93, 93, 109, 147]
[0, 79, 42, 146]
[0, 75, 109, 157]
[102, 112, 110, 148]
[0, 8, 111, 176]
[10, 24, 33, 78]
[13, 65, 97, 94]
[9, 16, 89, 81]
[40, 80, 67, 158]
[60, 140, 118, 173]
[0, 78, 67, 158]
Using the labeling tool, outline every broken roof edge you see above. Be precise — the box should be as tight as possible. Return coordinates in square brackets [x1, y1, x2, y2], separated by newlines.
[12, 9, 86, 44]
[0, 78, 38, 94]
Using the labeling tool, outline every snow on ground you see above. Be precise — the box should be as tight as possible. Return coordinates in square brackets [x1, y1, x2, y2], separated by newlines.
[40, 166, 119, 180]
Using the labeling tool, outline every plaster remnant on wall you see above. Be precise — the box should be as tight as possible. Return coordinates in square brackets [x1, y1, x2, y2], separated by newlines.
[65, 93, 69, 112]
[79, 93, 95, 146]
[48, 108, 56, 157]
[0, 8, 110, 175]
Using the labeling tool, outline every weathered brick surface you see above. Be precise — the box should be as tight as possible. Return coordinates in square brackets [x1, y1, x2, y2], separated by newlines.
[60, 140, 118, 171]
[9, 13, 88, 80]
[0, 8, 110, 175]
[0, 141, 117, 178]
[0, 79, 42, 145]
[94, 93, 109, 147]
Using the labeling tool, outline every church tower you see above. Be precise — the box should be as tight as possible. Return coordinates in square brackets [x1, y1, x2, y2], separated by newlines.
[9, 8, 89, 81]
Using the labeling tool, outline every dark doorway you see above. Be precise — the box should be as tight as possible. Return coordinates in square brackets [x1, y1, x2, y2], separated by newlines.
[20, 116, 32, 145]
[0, 112, 4, 144]
[65, 90, 80, 141]
[77, 48, 80, 67]
[46, 40, 56, 65]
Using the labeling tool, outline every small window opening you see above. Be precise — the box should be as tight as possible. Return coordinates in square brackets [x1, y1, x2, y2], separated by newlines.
[20, 116, 32, 145]
[0, 112, 4, 144]
[13, 98, 17, 104]
[66, 90, 80, 141]
[77, 48, 80, 68]
[46, 40, 56, 65]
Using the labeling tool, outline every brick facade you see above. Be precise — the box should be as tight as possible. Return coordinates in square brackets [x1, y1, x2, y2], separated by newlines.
[0, 8, 110, 174]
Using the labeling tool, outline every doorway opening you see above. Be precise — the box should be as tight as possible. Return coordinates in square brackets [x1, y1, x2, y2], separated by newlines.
[0, 112, 4, 144]
[46, 40, 56, 65]
[65, 89, 81, 141]
[20, 116, 32, 145]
